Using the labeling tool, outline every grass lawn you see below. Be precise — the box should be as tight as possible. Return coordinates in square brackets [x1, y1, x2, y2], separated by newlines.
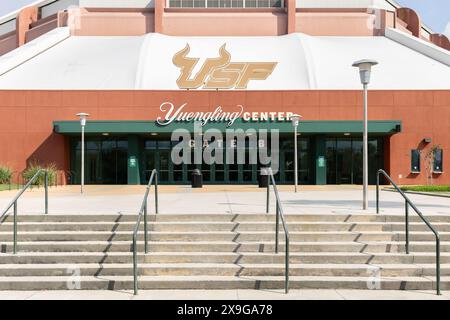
[400, 185, 450, 193]
[0, 184, 20, 192]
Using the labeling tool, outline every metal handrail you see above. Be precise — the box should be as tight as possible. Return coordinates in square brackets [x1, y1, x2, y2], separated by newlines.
[0, 169, 49, 254]
[265, 168, 290, 293]
[132, 169, 158, 295]
[376, 169, 441, 295]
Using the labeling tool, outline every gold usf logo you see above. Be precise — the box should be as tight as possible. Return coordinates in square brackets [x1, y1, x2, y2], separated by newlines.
[173, 44, 277, 89]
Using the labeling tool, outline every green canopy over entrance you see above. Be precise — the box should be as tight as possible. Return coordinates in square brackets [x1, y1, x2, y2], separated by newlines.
[54, 120, 401, 135]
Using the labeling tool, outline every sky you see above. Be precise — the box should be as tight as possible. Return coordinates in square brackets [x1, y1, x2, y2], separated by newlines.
[0, 0, 449, 36]
[397, 0, 450, 36]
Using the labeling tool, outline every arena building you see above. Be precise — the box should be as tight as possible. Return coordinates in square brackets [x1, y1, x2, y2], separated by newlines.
[0, 0, 449, 185]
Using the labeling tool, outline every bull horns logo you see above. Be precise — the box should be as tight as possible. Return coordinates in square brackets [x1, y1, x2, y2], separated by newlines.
[173, 43, 277, 90]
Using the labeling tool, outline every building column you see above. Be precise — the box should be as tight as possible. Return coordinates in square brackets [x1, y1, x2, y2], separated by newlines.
[314, 136, 327, 185]
[16, 6, 38, 47]
[397, 7, 421, 38]
[286, 0, 296, 34]
[155, 0, 165, 34]
[128, 136, 141, 185]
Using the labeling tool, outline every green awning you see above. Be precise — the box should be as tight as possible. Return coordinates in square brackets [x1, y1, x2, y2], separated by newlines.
[53, 120, 401, 135]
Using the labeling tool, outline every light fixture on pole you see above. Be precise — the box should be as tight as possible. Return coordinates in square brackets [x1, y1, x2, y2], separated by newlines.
[76, 113, 89, 194]
[291, 114, 302, 193]
[352, 59, 378, 210]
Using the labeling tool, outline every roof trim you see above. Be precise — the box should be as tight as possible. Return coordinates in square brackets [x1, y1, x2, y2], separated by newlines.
[0, 27, 70, 77]
[385, 28, 450, 66]
[0, 0, 57, 25]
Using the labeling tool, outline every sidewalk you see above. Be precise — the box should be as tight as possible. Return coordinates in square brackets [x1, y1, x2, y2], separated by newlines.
[1, 185, 449, 216]
[1, 289, 449, 300]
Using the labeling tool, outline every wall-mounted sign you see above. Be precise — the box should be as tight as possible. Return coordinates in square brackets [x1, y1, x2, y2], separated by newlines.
[129, 156, 137, 168]
[173, 44, 277, 90]
[317, 156, 326, 168]
[157, 102, 299, 127]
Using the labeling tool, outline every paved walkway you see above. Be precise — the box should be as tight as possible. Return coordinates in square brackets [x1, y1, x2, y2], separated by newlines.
[0, 289, 449, 300]
[0, 185, 449, 216]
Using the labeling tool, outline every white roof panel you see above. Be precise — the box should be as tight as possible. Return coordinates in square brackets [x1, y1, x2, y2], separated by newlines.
[0, 31, 449, 90]
[0, 34, 144, 89]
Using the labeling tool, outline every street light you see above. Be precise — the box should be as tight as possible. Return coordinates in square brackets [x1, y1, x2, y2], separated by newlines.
[291, 114, 302, 193]
[352, 59, 378, 210]
[76, 113, 89, 194]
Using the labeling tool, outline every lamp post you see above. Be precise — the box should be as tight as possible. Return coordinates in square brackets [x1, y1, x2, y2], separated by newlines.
[291, 114, 302, 193]
[352, 60, 378, 210]
[76, 113, 89, 194]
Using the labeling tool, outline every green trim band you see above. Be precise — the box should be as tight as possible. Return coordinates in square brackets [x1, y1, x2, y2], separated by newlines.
[54, 120, 402, 135]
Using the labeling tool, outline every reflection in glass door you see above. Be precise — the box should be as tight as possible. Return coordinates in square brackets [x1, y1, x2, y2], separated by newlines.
[336, 139, 352, 184]
[281, 137, 311, 184]
[158, 141, 171, 182]
[143, 140, 171, 182]
[352, 140, 363, 184]
[73, 138, 128, 185]
[227, 147, 239, 183]
[326, 137, 383, 185]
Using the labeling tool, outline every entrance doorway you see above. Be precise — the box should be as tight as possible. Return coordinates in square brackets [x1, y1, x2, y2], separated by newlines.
[141, 136, 312, 184]
[325, 137, 383, 185]
[70, 135, 384, 185]
[72, 138, 128, 184]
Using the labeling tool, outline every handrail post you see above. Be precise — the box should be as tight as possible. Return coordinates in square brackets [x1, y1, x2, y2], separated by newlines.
[405, 200, 409, 254]
[44, 170, 48, 215]
[436, 237, 441, 295]
[265, 170, 289, 294]
[133, 237, 138, 295]
[376, 171, 380, 214]
[155, 173, 159, 214]
[132, 169, 159, 295]
[144, 198, 148, 254]
[13, 201, 17, 254]
[285, 233, 289, 294]
[275, 201, 279, 254]
[266, 177, 270, 214]
[376, 168, 441, 295]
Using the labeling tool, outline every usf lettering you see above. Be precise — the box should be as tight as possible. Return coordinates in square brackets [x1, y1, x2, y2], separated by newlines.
[173, 44, 277, 89]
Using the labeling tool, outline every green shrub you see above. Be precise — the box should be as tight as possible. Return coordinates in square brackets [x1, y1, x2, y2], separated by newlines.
[0, 166, 12, 184]
[22, 163, 57, 186]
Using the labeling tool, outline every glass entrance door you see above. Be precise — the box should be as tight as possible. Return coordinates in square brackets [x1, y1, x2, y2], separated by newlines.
[72, 138, 128, 185]
[280, 137, 311, 184]
[326, 137, 383, 185]
[140, 136, 314, 185]
[336, 139, 352, 184]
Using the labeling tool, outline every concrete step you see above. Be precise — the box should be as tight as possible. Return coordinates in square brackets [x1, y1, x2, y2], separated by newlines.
[2, 221, 449, 232]
[0, 221, 389, 232]
[0, 231, 399, 242]
[0, 263, 446, 277]
[386, 223, 450, 232]
[0, 252, 448, 265]
[1, 241, 448, 253]
[0, 275, 445, 290]
[0, 212, 447, 292]
[1, 230, 449, 242]
[2, 214, 450, 223]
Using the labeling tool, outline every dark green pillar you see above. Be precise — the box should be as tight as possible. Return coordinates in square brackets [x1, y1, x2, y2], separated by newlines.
[315, 136, 327, 185]
[127, 135, 140, 185]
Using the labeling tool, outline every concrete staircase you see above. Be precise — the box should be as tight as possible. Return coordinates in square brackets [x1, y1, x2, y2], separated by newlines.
[0, 213, 449, 291]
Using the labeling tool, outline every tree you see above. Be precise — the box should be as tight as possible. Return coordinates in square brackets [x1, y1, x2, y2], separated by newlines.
[423, 144, 441, 186]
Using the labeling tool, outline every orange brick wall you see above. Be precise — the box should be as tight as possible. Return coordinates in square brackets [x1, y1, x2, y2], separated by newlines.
[0, 90, 449, 185]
